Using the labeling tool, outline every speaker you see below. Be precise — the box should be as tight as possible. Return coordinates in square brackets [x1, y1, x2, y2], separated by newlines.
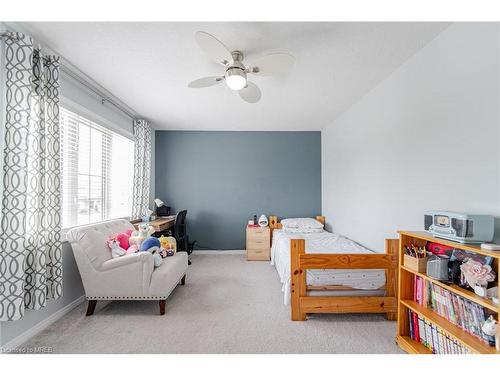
[156, 206, 171, 217]
[424, 215, 433, 230]
[451, 218, 474, 238]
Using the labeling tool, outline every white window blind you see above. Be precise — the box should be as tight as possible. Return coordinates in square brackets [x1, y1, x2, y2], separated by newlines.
[60, 107, 135, 229]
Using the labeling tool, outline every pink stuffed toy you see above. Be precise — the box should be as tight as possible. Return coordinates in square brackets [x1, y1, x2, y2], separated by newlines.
[115, 229, 133, 249]
[126, 244, 139, 255]
[113, 229, 137, 255]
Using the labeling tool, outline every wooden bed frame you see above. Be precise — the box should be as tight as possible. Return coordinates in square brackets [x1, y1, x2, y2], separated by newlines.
[268, 215, 399, 321]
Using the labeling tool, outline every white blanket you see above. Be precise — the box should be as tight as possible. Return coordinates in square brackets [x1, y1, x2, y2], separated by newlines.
[271, 229, 386, 305]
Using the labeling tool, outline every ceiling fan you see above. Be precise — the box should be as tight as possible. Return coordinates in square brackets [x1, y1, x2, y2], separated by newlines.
[188, 31, 295, 103]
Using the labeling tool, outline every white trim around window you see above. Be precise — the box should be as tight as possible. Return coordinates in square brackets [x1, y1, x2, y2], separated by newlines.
[60, 96, 134, 141]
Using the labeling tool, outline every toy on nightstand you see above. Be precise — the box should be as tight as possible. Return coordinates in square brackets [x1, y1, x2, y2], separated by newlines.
[159, 235, 177, 257]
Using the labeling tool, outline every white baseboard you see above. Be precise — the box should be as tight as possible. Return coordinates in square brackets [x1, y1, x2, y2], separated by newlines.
[1, 295, 86, 351]
[193, 250, 245, 255]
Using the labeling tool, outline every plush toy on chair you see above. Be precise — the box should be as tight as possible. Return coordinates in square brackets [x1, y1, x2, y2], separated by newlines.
[114, 229, 138, 255]
[129, 223, 154, 248]
[159, 235, 177, 257]
[107, 237, 127, 258]
[140, 237, 163, 267]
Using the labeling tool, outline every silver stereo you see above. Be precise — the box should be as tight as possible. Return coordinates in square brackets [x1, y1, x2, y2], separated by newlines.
[424, 211, 494, 244]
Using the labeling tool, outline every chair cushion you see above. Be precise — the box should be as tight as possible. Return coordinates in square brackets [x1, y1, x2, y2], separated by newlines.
[149, 252, 189, 297]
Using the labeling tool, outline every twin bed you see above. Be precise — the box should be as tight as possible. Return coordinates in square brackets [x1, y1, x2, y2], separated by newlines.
[268, 215, 399, 321]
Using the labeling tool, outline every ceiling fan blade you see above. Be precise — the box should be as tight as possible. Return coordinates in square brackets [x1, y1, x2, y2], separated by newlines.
[195, 31, 233, 66]
[239, 82, 261, 103]
[188, 76, 224, 88]
[248, 53, 295, 76]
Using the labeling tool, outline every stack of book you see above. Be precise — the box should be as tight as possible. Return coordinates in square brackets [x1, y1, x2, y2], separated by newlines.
[408, 310, 472, 354]
[413, 275, 497, 347]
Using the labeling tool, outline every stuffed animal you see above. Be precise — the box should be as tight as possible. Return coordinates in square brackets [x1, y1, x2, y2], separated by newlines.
[140, 237, 161, 252]
[140, 237, 163, 267]
[126, 244, 139, 255]
[129, 223, 154, 248]
[482, 315, 499, 350]
[158, 248, 168, 258]
[107, 237, 126, 258]
[159, 235, 177, 257]
[157, 237, 168, 259]
[115, 229, 133, 250]
[111, 229, 138, 254]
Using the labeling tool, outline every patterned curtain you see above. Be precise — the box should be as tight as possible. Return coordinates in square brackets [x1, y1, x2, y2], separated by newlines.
[131, 119, 152, 218]
[0, 32, 62, 321]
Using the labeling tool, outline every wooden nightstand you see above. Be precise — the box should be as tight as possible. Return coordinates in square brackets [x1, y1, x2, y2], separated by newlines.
[246, 226, 271, 261]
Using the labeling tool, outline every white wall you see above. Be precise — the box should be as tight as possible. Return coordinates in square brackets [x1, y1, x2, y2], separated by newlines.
[322, 23, 500, 251]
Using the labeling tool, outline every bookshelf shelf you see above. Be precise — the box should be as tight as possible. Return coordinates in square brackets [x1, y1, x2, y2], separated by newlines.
[396, 231, 500, 355]
[396, 335, 432, 354]
[400, 265, 498, 311]
[398, 231, 500, 259]
[401, 300, 497, 354]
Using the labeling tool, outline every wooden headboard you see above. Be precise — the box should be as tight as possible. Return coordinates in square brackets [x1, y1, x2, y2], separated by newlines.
[268, 215, 326, 241]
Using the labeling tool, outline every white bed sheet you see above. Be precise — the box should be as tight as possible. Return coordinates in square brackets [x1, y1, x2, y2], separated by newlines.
[271, 229, 386, 305]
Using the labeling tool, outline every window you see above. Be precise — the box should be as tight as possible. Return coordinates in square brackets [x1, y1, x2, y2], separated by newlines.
[60, 107, 135, 228]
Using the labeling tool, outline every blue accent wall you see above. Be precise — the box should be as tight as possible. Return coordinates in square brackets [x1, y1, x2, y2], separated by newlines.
[155, 131, 321, 250]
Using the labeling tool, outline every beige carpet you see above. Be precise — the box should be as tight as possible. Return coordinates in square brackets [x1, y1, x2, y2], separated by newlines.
[23, 253, 403, 354]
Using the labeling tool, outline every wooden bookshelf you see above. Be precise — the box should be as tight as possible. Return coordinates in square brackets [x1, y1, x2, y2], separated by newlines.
[396, 231, 500, 354]
[397, 335, 432, 354]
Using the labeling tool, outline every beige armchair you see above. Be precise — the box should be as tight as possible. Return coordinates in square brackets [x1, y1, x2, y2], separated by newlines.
[66, 219, 188, 316]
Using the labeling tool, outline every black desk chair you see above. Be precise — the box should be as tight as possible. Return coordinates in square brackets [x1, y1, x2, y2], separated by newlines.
[170, 210, 192, 264]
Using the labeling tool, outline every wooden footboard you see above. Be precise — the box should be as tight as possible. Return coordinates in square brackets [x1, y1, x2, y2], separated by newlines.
[290, 238, 399, 321]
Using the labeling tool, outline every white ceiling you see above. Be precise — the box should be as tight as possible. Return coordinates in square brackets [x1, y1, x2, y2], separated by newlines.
[21, 22, 449, 131]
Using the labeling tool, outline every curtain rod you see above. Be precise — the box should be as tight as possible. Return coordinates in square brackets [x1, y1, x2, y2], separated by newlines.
[1, 30, 139, 122]
[60, 65, 138, 120]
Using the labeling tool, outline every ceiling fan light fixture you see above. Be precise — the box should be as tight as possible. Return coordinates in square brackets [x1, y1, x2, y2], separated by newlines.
[225, 67, 247, 90]
[188, 31, 295, 102]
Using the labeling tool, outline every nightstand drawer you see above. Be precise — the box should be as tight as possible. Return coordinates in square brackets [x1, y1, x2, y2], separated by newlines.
[246, 237, 269, 249]
[246, 248, 270, 261]
[246, 227, 270, 239]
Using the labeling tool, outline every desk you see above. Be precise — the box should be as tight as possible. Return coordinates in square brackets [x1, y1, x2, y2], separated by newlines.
[132, 216, 176, 233]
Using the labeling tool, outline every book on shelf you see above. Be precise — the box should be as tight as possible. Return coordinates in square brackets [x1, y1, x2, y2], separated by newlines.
[408, 310, 471, 354]
[413, 275, 497, 347]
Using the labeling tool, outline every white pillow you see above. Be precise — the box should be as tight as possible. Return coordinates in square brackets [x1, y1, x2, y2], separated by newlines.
[281, 217, 324, 230]
[283, 227, 324, 234]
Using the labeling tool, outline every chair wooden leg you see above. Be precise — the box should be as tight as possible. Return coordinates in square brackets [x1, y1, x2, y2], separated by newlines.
[181, 275, 186, 285]
[159, 299, 166, 315]
[86, 300, 97, 316]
